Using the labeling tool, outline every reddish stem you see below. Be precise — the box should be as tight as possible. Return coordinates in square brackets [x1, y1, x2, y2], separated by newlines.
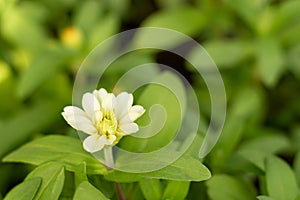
[115, 182, 126, 200]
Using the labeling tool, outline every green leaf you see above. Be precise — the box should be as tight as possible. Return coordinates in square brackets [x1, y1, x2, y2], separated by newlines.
[145, 155, 210, 181]
[141, 7, 205, 35]
[162, 181, 190, 200]
[272, 1, 300, 34]
[74, 162, 88, 188]
[119, 71, 186, 155]
[256, 7, 275, 36]
[26, 162, 65, 200]
[210, 86, 264, 166]
[287, 45, 300, 80]
[59, 171, 75, 200]
[238, 134, 290, 170]
[256, 37, 284, 88]
[17, 47, 75, 99]
[120, 182, 144, 200]
[279, 21, 300, 46]
[293, 152, 300, 186]
[224, 0, 263, 30]
[207, 174, 256, 200]
[105, 155, 211, 182]
[102, 52, 157, 91]
[1, 4, 46, 52]
[73, 181, 109, 200]
[230, 87, 263, 119]
[210, 86, 264, 165]
[182, 132, 205, 159]
[0, 100, 62, 159]
[188, 39, 253, 69]
[210, 115, 245, 166]
[73, 1, 104, 34]
[257, 196, 274, 200]
[88, 14, 119, 50]
[88, 175, 115, 199]
[265, 156, 298, 200]
[139, 178, 163, 200]
[133, 7, 206, 49]
[4, 177, 41, 200]
[3, 135, 107, 175]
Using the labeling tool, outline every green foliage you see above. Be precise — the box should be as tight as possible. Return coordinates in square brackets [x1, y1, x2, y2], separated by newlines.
[4, 178, 41, 200]
[189, 39, 253, 69]
[74, 162, 88, 188]
[134, 6, 206, 49]
[3, 135, 107, 174]
[142, 7, 205, 35]
[0, 100, 64, 159]
[73, 181, 109, 200]
[17, 47, 75, 99]
[256, 37, 284, 87]
[105, 155, 211, 182]
[119, 71, 185, 153]
[206, 174, 256, 200]
[265, 156, 299, 200]
[4, 163, 65, 200]
[1, 0, 300, 199]
[25, 162, 65, 200]
[162, 181, 190, 200]
[139, 179, 163, 200]
[257, 196, 274, 200]
[238, 134, 290, 170]
[293, 152, 300, 185]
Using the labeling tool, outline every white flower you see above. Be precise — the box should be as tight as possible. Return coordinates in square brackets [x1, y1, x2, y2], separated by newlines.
[62, 88, 145, 153]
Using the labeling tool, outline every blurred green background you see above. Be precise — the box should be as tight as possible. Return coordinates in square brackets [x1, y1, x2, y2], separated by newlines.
[0, 0, 300, 199]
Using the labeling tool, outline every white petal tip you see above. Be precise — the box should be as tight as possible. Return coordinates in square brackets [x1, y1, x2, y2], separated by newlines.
[83, 135, 105, 153]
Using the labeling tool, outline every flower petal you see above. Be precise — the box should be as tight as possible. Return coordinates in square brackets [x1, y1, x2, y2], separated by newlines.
[99, 135, 116, 145]
[114, 92, 133, 119]
[92, 110, 103, 124]
[93, 88, 108, 104]
[119, 123, 139, 134]
[83, 135, 105, 153]
[119, 105, 145, 124]
[101, 93, 116, 113]
[62, 106, 97, 134]
[119, 114, 132, 125]
[129, 105, 145, 121]
[63, 106, 87, 117]
[82, 92, 100, 117]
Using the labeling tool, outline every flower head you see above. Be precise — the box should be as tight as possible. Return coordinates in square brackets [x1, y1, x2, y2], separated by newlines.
[62, 88, 145, 153]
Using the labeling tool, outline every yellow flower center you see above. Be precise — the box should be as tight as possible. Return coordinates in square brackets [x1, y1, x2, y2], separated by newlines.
[97, 111, 118, 137]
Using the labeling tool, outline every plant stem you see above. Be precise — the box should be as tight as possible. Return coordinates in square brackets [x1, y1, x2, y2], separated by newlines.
[115, 182, 126, 200]
[104, 146, 114, 168]
[103, 146, 126, 200]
